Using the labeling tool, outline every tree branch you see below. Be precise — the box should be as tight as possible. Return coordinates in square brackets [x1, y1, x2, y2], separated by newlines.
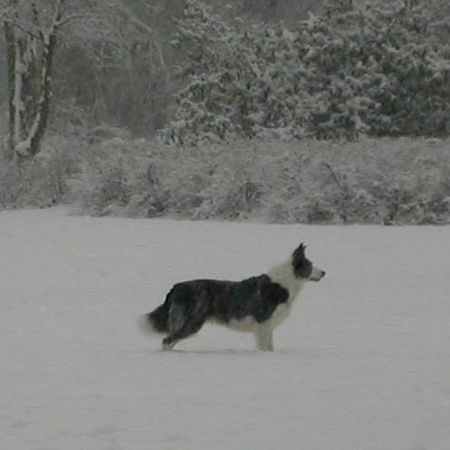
[5, 18, 41, 39]
[322, 163, 344, 191]
[117, 4, 155, 36]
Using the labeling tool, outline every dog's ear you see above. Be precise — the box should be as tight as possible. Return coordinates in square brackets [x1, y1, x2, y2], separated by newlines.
[293, 243, 306, 260]
[292, 243, 313, 278]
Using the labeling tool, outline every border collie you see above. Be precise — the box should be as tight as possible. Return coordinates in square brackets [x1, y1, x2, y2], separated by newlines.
[138, 243, 325, 351]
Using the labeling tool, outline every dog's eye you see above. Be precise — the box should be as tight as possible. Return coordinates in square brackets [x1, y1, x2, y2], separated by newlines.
[296, 260, 312, 278]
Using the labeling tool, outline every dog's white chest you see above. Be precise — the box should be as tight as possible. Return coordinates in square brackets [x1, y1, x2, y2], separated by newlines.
[227, 316, 261, 332]
[226, 301, 294, 333]
[222, 261, 305, 334]
[265, 301, 293, 329]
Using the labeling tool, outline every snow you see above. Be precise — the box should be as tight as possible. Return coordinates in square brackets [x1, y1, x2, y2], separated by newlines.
[1, 208, 449, 450]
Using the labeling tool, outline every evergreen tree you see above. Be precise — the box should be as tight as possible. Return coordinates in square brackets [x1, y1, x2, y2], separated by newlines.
[161, 0, 315, 145]
[300, 0, 450, 138]
[162, 0, 449, 144]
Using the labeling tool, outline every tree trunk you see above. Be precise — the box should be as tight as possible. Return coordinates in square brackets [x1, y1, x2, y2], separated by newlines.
[26, 31, 58, 159]
[4, 21, 16, 160]
[4, 1, 63, 164]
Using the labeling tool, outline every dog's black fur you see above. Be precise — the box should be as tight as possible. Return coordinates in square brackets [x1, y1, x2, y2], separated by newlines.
[140, 243, 325, 350]
[148, 275, 290, 348]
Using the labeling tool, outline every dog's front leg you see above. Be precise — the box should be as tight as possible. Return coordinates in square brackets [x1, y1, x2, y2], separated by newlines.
[255, 329, 274, 351]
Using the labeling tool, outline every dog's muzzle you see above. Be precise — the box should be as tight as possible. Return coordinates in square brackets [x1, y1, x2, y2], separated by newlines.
[310, 267, 326, 281]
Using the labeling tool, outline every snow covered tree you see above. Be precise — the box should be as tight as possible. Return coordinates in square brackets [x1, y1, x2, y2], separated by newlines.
[162, 0, 449, 144]
[1, 0, 75, 162]
[160, 0, 316, 145]
[1, 0, 158, 162]
[298, 0, 450, 138]
[56, 1, 171, 136]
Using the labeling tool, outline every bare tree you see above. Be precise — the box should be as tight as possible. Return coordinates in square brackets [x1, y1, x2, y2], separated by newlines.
[1, 0, 172, 155]
[1, 0, 78, 162]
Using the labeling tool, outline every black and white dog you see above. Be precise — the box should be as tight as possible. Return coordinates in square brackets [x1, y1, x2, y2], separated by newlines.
[139, 243, 325, 351]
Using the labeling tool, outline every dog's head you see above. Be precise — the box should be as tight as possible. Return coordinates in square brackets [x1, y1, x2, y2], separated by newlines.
[292, 243, 326, 282]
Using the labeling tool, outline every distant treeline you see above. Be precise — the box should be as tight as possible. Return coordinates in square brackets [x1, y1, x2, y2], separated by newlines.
[1, 0, 448, 143]
[162, 0, 450, 145]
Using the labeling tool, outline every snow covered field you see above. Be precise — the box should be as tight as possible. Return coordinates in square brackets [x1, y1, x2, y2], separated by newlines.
[1, 208, 449, 450]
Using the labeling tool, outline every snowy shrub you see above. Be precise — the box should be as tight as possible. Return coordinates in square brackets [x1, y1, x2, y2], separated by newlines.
[192, 148, 265, 220]
[0, 158, 22, 208]
[0, 137, 80, 209]
[74, 139, 149, 216]
[75, 139, 209, 217]
[4, 131, 448, 226]
[371, 150, 450, 225]
[76, 137, 450, 225]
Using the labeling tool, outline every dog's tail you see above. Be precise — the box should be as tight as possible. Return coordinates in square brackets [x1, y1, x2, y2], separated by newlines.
[138, 303, 170, 335]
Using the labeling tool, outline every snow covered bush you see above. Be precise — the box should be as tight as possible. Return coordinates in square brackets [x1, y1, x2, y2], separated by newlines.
[75, 137, 450, 225]
[296, 139, 450, 225]
[3, 131, 448, 226]
[75, 138, 211, 217]
[0, 136, 82, 209]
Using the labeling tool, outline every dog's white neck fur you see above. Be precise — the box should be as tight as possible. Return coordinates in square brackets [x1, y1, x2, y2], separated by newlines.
[267, 259, 306, 303]
[226, 259, 312, 334]
[246, 259, 307, 334]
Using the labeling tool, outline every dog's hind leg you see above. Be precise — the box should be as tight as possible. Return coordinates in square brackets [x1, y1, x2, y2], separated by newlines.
[162, 318, 206, 350]
[162, 302, 207, 351]
[255, 329, 274, 351]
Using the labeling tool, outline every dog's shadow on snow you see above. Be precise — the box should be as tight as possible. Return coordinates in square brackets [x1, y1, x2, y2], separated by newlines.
[173, 349, 260, 355]
[136, 348, 312, 357]
[141, 348, 257, 355]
